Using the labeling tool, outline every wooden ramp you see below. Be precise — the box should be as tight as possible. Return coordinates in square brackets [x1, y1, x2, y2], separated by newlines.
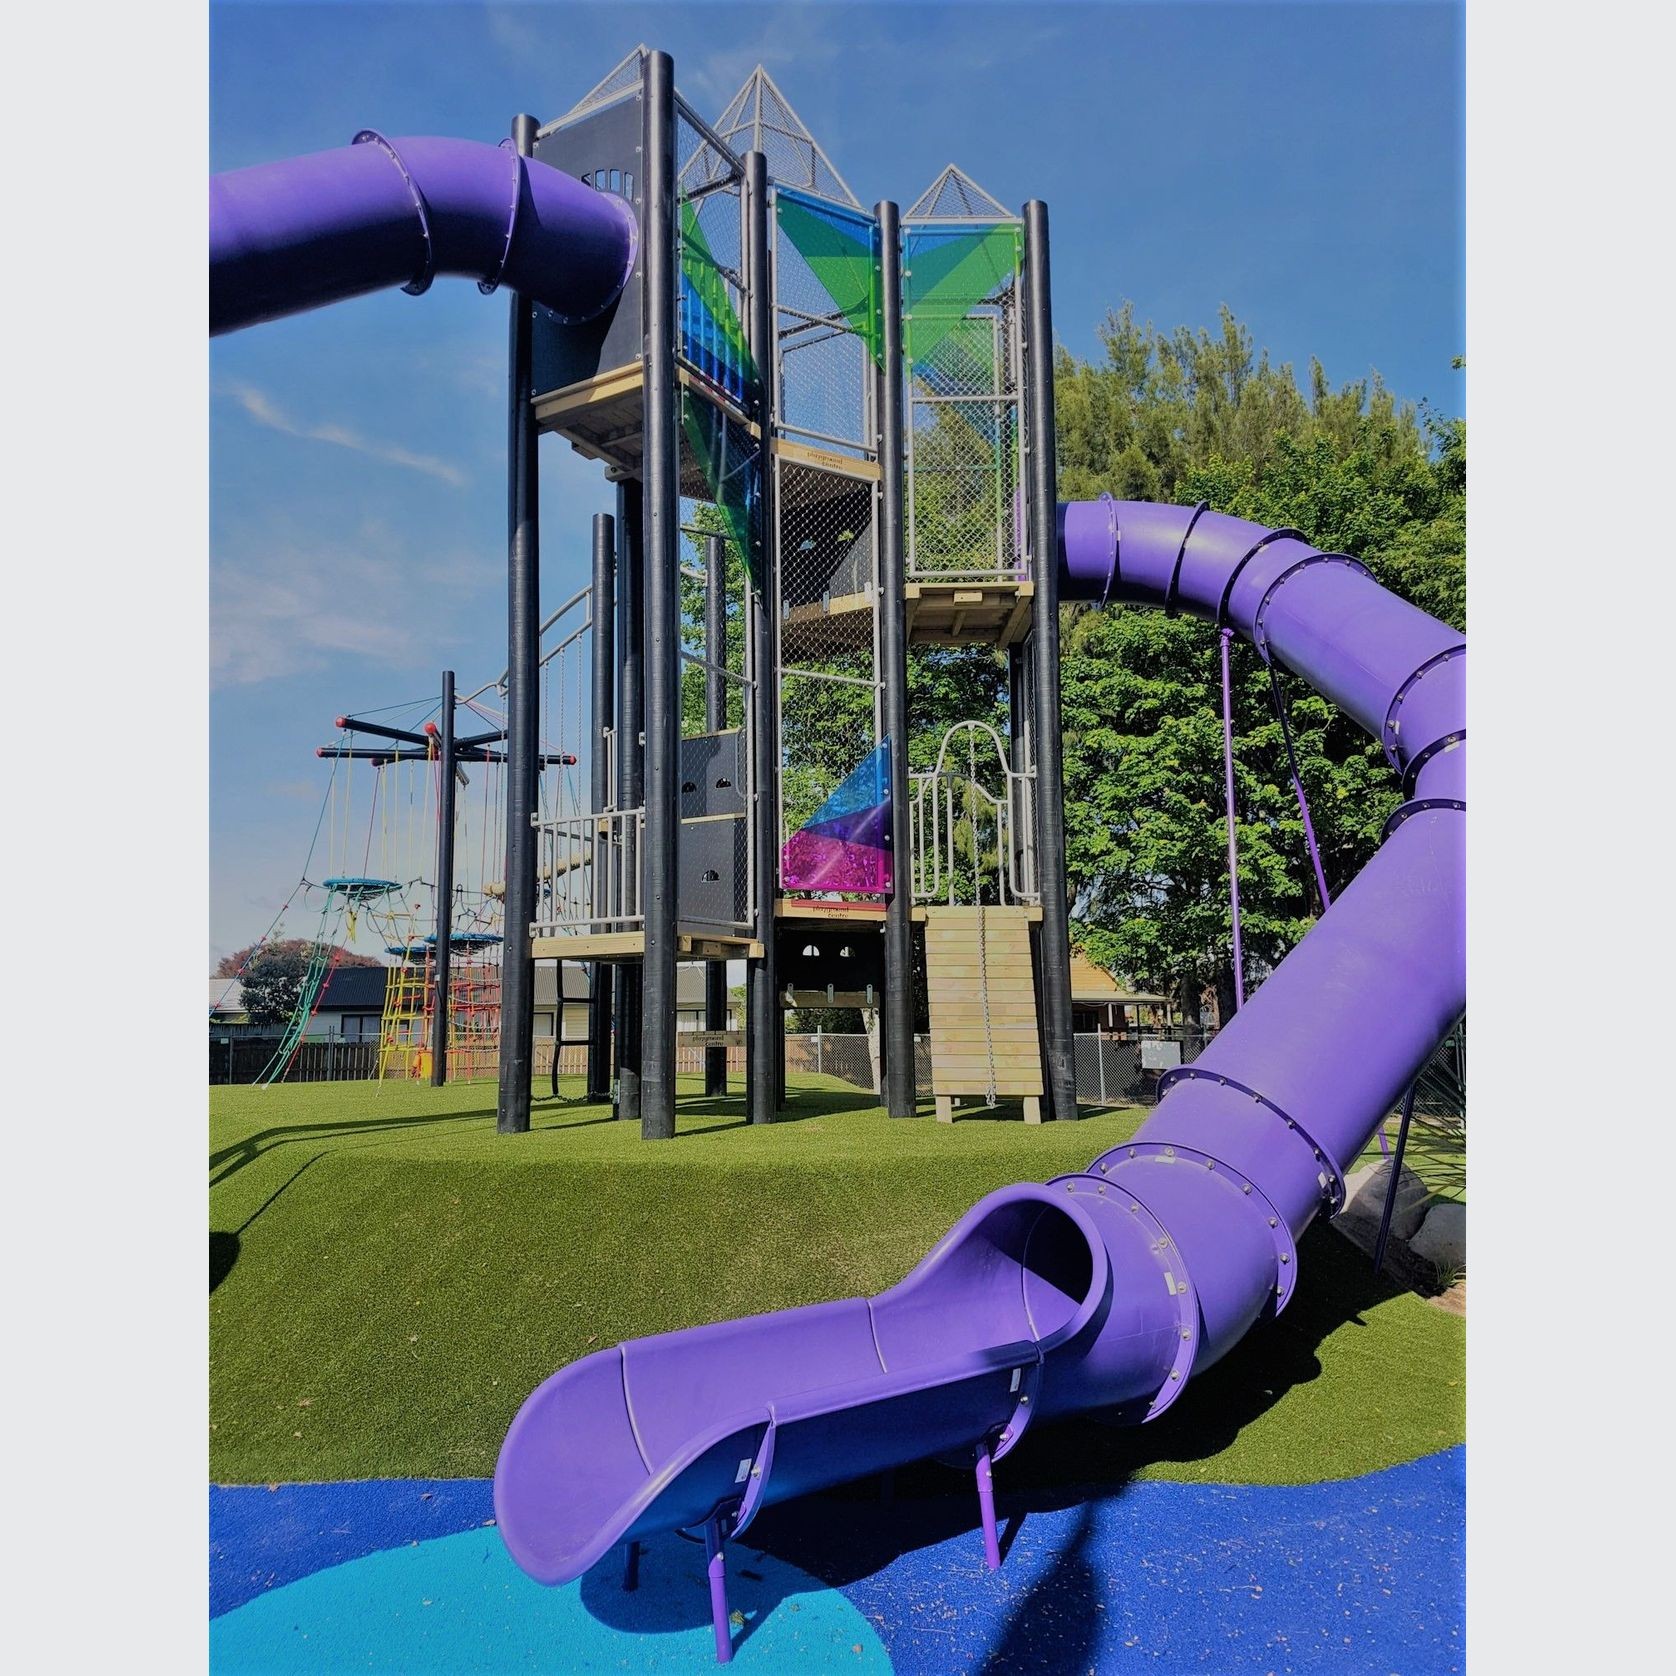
[923, 906, 1043, 1123]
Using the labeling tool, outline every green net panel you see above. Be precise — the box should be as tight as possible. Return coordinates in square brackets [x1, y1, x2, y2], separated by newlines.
[774, 189, 884, 370]
[680, 390, 763, 587]
[902, 222, 1025, 581]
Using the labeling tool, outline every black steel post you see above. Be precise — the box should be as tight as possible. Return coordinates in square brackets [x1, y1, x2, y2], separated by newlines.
[496, 111, 541, 1134]
[1373, 1082, 1420, 1279]
[703, 533, 730, 1097]
[639, 50, 680, 1141]
[587, 512, 616, 1101]
[742, 149, 780, 1126]
[429, 669, 457, 1085]
[876, 199, 916, 1118]
[1023, 200, 1078, 1121]
[615, 482, 644, 1120]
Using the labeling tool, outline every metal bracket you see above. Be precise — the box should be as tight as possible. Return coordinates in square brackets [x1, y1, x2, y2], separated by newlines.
[352, 130, 435, 296]
[1094, 1140, 1299, 1315]
[477, 137, 526, 296]
[1215, 528, 1304, 629]
[1153, 1065, 1346, 1213]
[1050, 1171, 1199, 1419]
[1251, 552, 1374, 665]
[1381, 645, 1466, 777]
[1163, 501, 1210, 617]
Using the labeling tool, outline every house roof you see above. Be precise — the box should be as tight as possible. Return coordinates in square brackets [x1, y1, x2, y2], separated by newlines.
[315, 966, 391, 1010]
[1069, 952, 1168, 1007]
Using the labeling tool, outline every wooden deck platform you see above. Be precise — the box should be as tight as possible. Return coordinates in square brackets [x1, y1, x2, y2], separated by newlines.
[906, 578, 1035, 648]
[529, 926, 764, 964]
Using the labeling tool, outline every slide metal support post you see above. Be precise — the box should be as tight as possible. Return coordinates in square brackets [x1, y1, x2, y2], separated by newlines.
[640, 50, 679, 1141]
[743, 149, 780, 1127]
[1022, 200, 1077, 1121]
[704, 1515, 734, 1663]
[429, 669, 456, 1085]
[704, 533, 729, 1096]
[1373, 1081, 1420, 1278]
[1220, 627, 1246, 1010]
[588, 513, 617, 1100]
[877, 199, 917, 1119]
[975, 1439, 1002, 1571]
[615, 483, 645, 1120]
[496, 111, 540, 1135]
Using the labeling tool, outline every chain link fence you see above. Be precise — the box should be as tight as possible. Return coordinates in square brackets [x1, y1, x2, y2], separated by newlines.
[212, 1026, 1467, 1132]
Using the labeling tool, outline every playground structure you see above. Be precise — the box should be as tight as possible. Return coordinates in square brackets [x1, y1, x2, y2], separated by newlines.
[226, 660, 588, 1086]
[209, 46, 1464, 1665]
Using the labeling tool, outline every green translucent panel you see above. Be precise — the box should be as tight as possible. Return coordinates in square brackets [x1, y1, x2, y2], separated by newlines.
[903, 224, 1022, 373]
[775, 190, 884, 369]
[681, 391, 762, 586]
[680, 201, 759, 396]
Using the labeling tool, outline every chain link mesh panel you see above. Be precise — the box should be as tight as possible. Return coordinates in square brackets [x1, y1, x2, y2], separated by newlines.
[775, 458, 880, 850]
[903, 224, 1024, 580]
[773, 190, 879, 455]
[784, 1032, 878, 1089]
[676, 107, 755, 411]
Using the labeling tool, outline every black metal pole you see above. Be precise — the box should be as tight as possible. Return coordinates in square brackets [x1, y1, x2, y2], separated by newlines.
[640, 48, 680, 1141]
[588, 511, 616, 1101]
[332, 716, 431, 747]
[703, 533, 730, 1097]
[615, 482, 644, 1121]
[1373, 1081, 1420, 1278]
[1023, 200, 1077, 1122]
[876, 199, 916, 1119]
[496, 111, 541, 1135]
[743, 148, 780, 1127]
[429, 670, 456, 1086]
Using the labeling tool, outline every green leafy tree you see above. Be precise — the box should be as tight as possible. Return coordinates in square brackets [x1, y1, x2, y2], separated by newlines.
[1055, 304, 1465, 1018]
[237, 944, 312, 1026]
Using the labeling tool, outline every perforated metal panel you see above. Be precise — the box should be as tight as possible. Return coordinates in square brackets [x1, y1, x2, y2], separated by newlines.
[679, 730, 747, 821]
[679, 814, 750, 930]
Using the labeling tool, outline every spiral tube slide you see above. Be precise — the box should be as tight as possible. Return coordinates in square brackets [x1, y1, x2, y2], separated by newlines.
[209, 133, 638, 335]
[493, 496, 1465, 1611]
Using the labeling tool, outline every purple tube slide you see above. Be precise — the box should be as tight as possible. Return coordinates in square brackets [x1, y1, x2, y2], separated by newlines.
[210, 132, 637, 335]
[494, 498, 1465, 1603]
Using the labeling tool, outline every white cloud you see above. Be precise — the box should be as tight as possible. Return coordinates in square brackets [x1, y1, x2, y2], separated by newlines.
[220, 381, 469, 487]
[211, 544, 417, 688]
[210, 499, 505, 690]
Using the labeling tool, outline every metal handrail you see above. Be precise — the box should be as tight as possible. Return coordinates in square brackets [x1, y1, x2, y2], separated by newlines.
[909, 722, 1037, 905]
[531, 807, 644, 935]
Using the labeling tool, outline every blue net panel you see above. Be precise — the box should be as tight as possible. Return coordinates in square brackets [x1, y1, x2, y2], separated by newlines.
[324, 876, 402, 901]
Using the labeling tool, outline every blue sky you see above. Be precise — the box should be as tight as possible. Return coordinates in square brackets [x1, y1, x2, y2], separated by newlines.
[209, 0, 1463, 968]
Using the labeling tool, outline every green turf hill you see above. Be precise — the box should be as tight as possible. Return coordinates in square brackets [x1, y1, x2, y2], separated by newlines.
[210, 1078, 1463, 1488]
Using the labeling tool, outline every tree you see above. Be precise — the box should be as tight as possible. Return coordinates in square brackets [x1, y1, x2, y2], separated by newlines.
[237, 944, 312, 1026]
[216, 938, 383, 979]
[1054, 304, 1465, 1017]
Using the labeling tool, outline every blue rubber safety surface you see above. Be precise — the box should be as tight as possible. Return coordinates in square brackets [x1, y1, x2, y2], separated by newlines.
[211, 1448, 1462, 1673]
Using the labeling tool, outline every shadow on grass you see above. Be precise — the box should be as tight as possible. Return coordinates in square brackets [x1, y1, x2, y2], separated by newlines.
[209, 1231, 240, 1294]
[581, 1224, 1410, 1662]
[209, 1107, 503, 1188]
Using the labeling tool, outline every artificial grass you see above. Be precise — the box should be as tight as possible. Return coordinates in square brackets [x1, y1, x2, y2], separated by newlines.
[209, 1078, 1463, 1491]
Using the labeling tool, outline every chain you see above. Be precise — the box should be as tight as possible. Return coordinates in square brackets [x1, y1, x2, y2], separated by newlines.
[978, 892, 996, 1106]
[968, 729, 997, 1106]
